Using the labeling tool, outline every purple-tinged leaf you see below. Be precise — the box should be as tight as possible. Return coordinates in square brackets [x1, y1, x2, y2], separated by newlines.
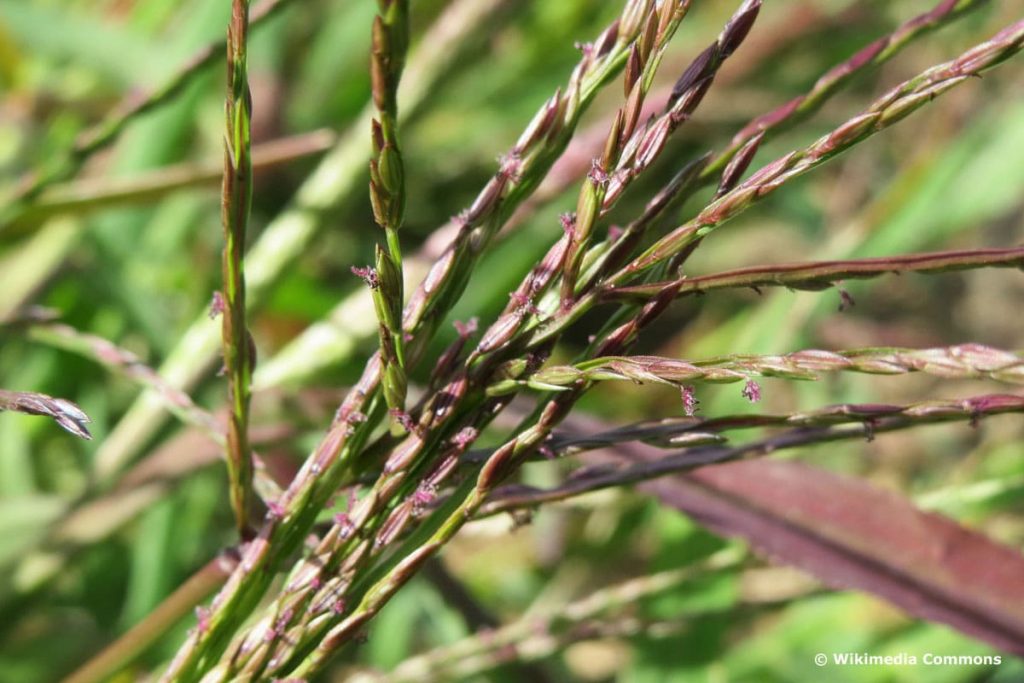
[650, 459, 1024, 655]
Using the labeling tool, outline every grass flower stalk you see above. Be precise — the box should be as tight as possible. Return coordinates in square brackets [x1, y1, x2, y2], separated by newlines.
[220, 0, 257, 537]
[544, 394, 1024, 456]
[490, 344, 1024, 396]
[367, 0, 411, 420]
[558, 0, 702, 306]
[481, 394, 1024, 515]
[228, 22, 1024, 672]
[700, 0, 991, 180]
[221, 6, 774, 671]
[605, 246, 1024, 300]
[190, 4, 699, 677]
[568, 0, 999, 289]
[6, 0, 1023, 677]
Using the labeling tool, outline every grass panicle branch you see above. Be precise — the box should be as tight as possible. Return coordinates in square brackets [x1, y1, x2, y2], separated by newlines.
[701, 0, 991, 180]
[238, 4, 780, 672]
[481, 394, 1024, 515]
[619, 19, 1024, 279]
[219, 0, 257, 538]
[293, 15, 1024, 678]
[558, 0, 703, 306]
[368, 0, 411, 419]
[605, 246, 1024, 300]
[545, 395, 1024, 457]
[523, 19, 1024, 351]
[412, 2, 764, 493]
[294, 293, 691, 676]
[544, 0, 994, 306]
[305, 25, 1024, 677]
[193, 3, 755, 677]
[490, 344, 1024, 396]
[193, 3, 702, 677]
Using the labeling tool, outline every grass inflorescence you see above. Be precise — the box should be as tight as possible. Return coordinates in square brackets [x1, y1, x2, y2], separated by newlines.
[2, 1, 1024, 681]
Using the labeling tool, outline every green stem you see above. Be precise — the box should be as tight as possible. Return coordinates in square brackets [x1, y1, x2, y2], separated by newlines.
[221, 0, 256, 537]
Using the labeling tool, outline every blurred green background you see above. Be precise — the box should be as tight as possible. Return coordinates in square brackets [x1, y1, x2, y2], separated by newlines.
[1, 0, 1023, 680]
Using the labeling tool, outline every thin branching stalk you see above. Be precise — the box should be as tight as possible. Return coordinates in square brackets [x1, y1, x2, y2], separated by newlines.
[367, 0, 411, 420]
[4, 0, 505, 667]
[620, 20, 1024, 279]
[352, 4, 760, 541]
[195, 4, 690, 677]
[220, 0, 257, 537]
[546, 0, 996, 307]
[700, 0, 991, 180]
[424, 26, 1024, 607]
[604, 246, 1024, 301]
[101, 5, 1023, 680]
[558, 0, 706, 306]
[294, 291, 684, 676]
[543, 394, 1024, 456]
[224, 5, 764, 674]
[333, 0, 702, 593]
[480, 394, 1024, 515]
[489, 344, 1024, 396]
